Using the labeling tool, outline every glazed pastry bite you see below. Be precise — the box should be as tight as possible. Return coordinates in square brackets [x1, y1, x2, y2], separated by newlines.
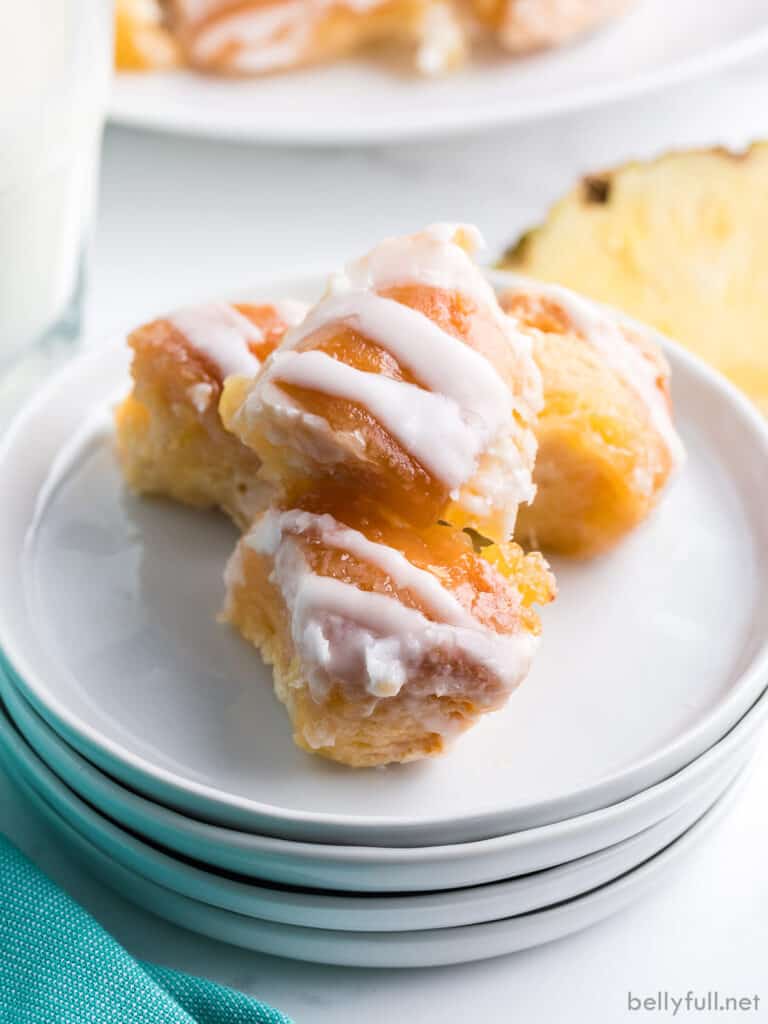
[115, 300, 306, 528]
[170, 0, 466, 76]
[471, 0, 634, 54]
[499, 278, 685, 558]
[220, 224, 542, 544]
[223, 489, 555, 766]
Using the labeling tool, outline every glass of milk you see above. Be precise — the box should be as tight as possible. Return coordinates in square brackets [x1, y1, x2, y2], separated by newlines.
[0, 1, 112, 369]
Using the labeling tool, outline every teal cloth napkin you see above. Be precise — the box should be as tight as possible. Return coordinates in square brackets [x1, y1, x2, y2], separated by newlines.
[0, 833, 293, 1024]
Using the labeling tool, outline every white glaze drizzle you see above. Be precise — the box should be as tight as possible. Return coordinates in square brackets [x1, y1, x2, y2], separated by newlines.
[271, 299, 309, 326]
[331, 223, 489, 304]
[261, 350, 481, 488]
[249, 508, 476, 626]
[416, 2, 466, 75]
[330, 224, 536, 358]
[280, 291, 512, 416]
[500, 275, 685, 466]
[188, 0, 385, 73]
[244, 508, 537, 703]
[262, 289, 517, 486]
[169, 302, 263, 379]
[241, 226, 540, 518]
[189, 3, 313, 73]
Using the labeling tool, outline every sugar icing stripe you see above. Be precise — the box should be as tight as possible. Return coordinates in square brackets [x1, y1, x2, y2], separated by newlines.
[169, 302, 262, 379]
[334, 223, 494, 309]
[188, 0, 388, 74]
[245, 517, 538, 702]
[280, 290, 513, 421]
[248, 508, 476, 627]
[190, 4, 312, 74]
[255, 226, 538, 493]
[262, 349, 484, 488]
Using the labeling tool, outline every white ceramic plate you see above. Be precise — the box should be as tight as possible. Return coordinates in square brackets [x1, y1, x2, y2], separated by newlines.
[3, 661, 765, 893]
[109, 0, 768, 144]
[1, 270, 768, 846]
[0, 693, 744, 931]
[7, 755, 747, 967]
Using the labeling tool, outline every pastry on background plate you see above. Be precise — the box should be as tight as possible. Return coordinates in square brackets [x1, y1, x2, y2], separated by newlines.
[500, 143, 768, 415]
[223, 489, 555, 766]
[115, 0, 179, 70]
[220, 224, 542, 545]
[115, 300, 306, 528]
[168, 0, 464, 76]
[114, 0, 631, 74]
[500, 278, 685, 559]
[471, 0, 634, 54]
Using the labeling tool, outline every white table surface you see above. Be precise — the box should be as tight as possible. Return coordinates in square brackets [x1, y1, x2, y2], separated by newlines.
[4, 55, 768, 1023]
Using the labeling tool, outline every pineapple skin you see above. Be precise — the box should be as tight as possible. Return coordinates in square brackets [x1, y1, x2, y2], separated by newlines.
[499, 143, 768, 415]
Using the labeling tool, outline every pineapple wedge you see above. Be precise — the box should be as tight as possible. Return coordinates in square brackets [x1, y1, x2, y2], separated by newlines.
[499, 143, 768, 414]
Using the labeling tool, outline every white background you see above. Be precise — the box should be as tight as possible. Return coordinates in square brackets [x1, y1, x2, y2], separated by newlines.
[3, 55, 768, 1023]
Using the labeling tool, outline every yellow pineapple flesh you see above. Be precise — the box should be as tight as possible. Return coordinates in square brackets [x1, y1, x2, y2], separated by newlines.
[499, 143, 768, 414]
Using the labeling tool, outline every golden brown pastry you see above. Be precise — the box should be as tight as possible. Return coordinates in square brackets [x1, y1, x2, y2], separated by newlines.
[115, 300, 306, 527]
[115, 0, 180, 70]
[215, 225, 561, 765]
[115, 0, 630, 74]
[220, 224, 542, 545]
[470, 0, 634, 53]
[499, 276, 685, 558]
[223, 488, 555, 766]
[167, 0, 465, 76]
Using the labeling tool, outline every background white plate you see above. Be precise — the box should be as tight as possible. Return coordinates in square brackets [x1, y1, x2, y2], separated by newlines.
[109, 0, 768, 144]
[0, 695, 744, 931]
[1, 272, 768, 846]
[7, 756, 746, 967]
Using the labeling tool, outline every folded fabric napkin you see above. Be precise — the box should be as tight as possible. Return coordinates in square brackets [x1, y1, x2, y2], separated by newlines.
[0, 833, 293, 1023]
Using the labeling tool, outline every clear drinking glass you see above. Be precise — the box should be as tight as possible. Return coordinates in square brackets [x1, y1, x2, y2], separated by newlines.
[0, 1, 111, 380]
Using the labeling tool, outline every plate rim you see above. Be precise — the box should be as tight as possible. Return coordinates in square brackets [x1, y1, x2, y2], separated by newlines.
[2, 666, 758, 904]
[1, 269, 768, 843]
[2, 652, 766, 864]
[7, 753, 748, 967]
[0, 694, 744, 930]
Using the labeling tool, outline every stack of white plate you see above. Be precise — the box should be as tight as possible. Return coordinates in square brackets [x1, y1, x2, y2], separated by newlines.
[1, 273, 767, 968]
